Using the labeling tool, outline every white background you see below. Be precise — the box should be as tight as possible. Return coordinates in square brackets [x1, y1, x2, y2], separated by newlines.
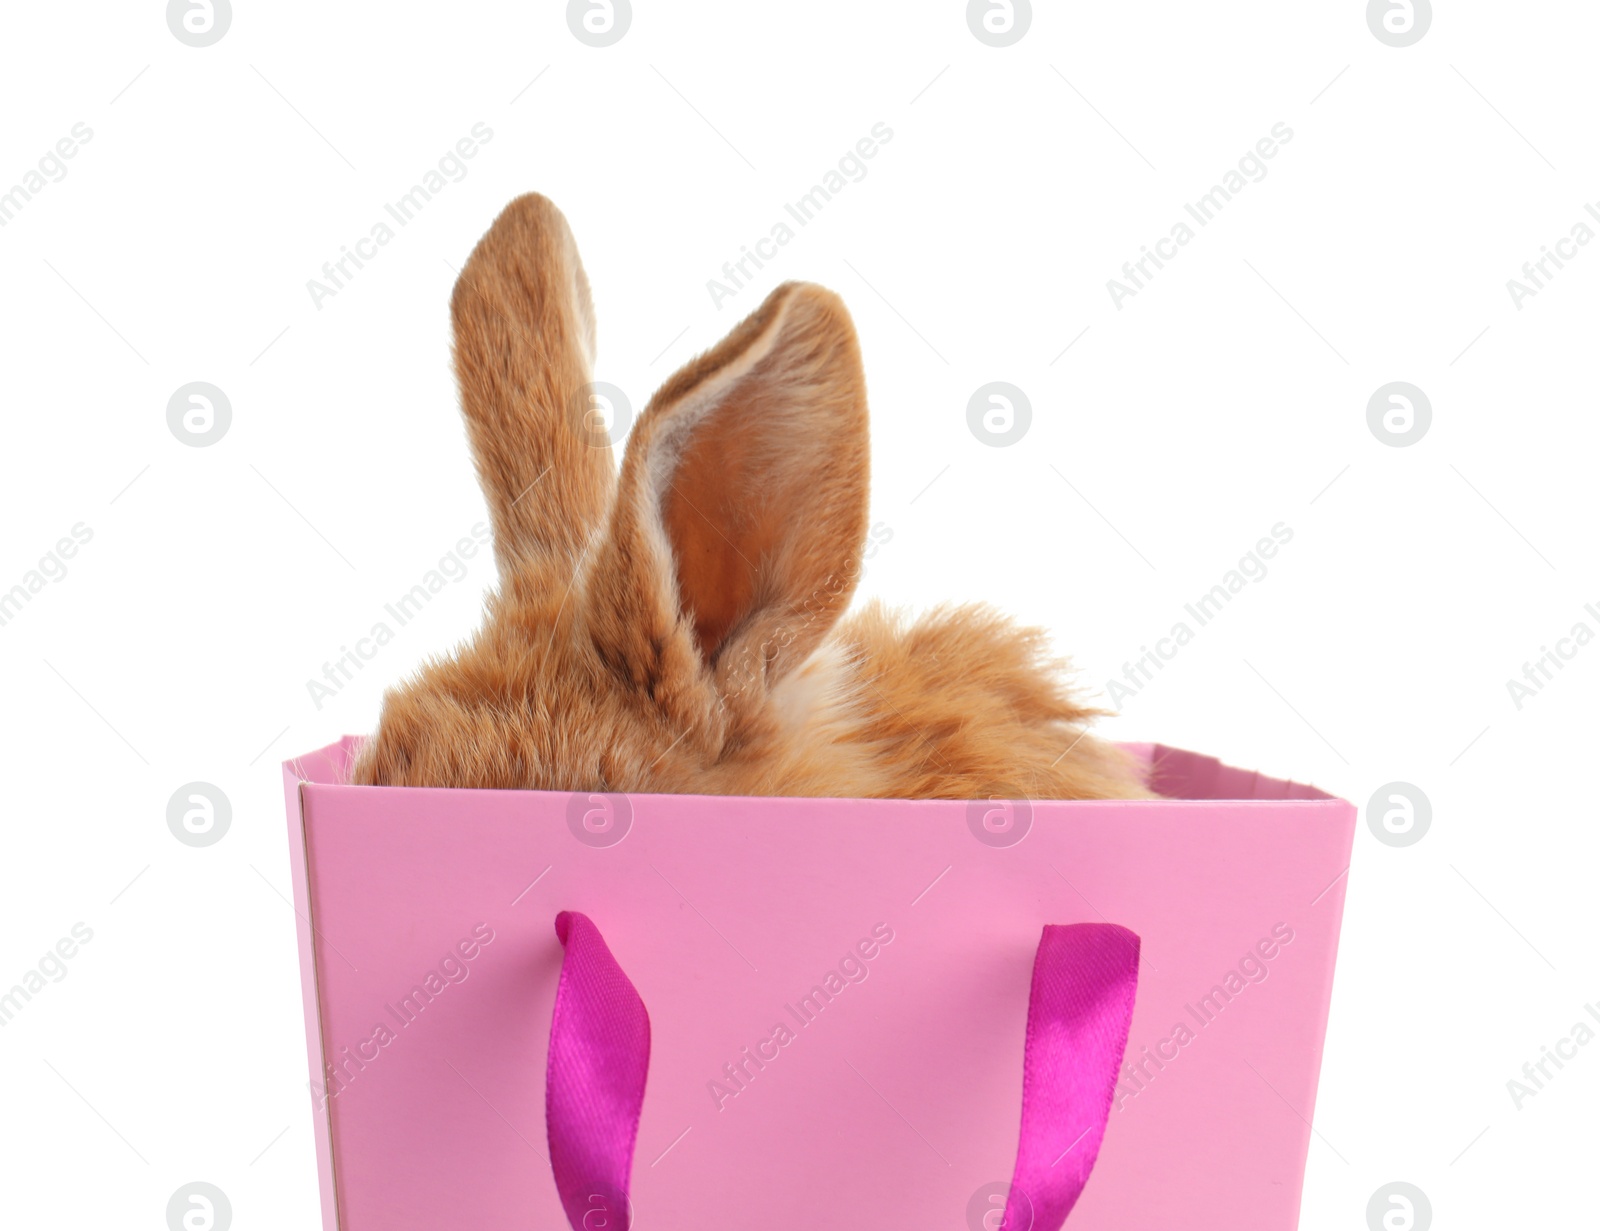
[1, 1, 1596, 1227]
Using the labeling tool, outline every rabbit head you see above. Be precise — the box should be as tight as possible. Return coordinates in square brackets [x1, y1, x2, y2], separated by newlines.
[351, 193, 1149, 801]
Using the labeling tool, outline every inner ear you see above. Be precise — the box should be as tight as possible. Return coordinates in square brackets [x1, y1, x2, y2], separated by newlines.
[597, 281, 871, 696]
[660, 380, 791, 661]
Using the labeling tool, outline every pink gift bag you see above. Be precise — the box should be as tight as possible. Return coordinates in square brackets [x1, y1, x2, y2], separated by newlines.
[282, 738, 1353, 1230]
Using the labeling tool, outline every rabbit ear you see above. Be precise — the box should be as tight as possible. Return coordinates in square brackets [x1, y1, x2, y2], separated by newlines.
[592, 282, 869, 705]
[450, 194, 613, 574]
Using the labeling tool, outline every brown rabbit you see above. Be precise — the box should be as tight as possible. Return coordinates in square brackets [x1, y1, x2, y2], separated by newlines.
[350, 193, 1150, 801]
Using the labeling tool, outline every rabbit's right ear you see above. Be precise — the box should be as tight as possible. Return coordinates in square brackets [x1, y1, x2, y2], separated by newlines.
[450, 194, 614, 574]
[590, 282, 870, 716]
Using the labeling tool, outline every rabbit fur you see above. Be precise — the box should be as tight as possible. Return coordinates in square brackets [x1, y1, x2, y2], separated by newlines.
[349, 193, 1152, 802]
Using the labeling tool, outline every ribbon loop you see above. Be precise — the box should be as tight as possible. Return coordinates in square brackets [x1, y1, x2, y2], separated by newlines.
[546, 911, 650, 1231]
[1004, 923, 1141, 1229]
[545, 915, 1138, 1230]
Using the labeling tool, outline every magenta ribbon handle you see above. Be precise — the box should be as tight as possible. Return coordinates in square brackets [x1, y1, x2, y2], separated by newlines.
[546, 914, 1138, 1231]
[1003, 923, 1141, 1229]
[546, 911, 650, 1231]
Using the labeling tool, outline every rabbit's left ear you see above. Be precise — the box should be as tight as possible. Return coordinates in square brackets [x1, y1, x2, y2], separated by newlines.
[450, 194, 613, 576]
[591, 282, 870, 702]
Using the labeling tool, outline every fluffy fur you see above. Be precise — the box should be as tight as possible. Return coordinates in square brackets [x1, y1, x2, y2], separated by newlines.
[350, 193, 1151, 801]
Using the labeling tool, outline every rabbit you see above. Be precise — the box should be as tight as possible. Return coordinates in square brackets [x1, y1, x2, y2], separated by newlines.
[349, 193, 1152, 801]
